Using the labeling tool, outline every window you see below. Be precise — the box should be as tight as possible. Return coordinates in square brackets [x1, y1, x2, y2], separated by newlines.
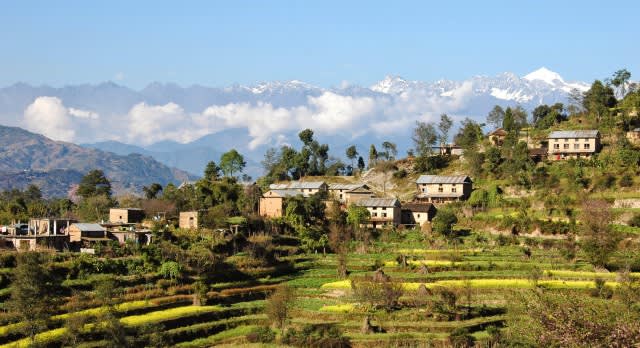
[573, 144, 579, 149]
[382, 213, 387, 218]
[372, 207, 377, 210]
[584, 143, 590, 149]
[564, 138, 568, 142]
[372, 212, 377, 217]
[438, 184, 443, 193]
[417, 214, 421, 218]
[554, 139, 558, 142]
[563, 144, 569, 149]
[553, 144, 560, 149]
[452, 187, 457, 193]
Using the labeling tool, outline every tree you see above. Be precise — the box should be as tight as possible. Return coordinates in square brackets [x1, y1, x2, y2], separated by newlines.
[438, 113, 453, 145]
[265, 285, 295, 335]
[142, 183, 163, 199]
[298, 128, 314, 146]
[77, 169, 112, 199]
[347, 205, 371, 252]
[376, 160, 397, 195]
[583, 80, 616, 124]
[412, 121, 438, 156]
[454, 118, 484, 149]
[219, 149, 246, 177]
[368, 144, 378, 168]
[486, 105, 505, 129]
[381, 141, 397, 161]
[346, 145, 358, 171]
[204, 161, 221, 181]
[611, 69, 632, 98]
[357, 156, 365, 172]
[9, 252, 60, 343]
[579, 200, 620, 267]
[329, 223, 351, 278]
[432, 210, 458, 242]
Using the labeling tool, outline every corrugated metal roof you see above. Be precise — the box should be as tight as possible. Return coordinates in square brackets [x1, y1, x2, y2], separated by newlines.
[632, 128, 640, 132]
[71, 223, 106, 232]
[416, 175, 471, 184]
[548, 130, 599, 139]
[401, 203, 435, 213]
[328, 183, 367, 190]
[266, 189, 303, 198]
[356, 198, 400, 207]
[416, 192, 464, 198]
[269, 181, 326, 190]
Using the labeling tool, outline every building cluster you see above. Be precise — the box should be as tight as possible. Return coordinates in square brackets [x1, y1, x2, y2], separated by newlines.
[259, 175, 472, 229]
[0, 208, 157, 252]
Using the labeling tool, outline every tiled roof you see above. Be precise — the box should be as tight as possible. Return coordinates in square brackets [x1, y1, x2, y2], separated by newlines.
[416, 175, 471, 184]
[548, 130, 599, 139]
[356, 198, 400, 207]
[71, 223, 106, 232]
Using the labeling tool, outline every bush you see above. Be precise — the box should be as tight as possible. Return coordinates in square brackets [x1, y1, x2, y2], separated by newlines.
[392, 169, 407, 179]
[629, 214, 640, 228]
[246, 326, 275, 343]
[619, 174, 634, 187]
[283, 324, 350, 348]
[449, 327, 475, 347]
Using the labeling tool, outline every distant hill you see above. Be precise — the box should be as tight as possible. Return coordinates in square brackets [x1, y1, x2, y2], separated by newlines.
[0, 125, 196, 197]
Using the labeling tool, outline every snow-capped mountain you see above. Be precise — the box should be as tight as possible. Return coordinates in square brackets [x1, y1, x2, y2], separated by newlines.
[0, 68, 593, 177]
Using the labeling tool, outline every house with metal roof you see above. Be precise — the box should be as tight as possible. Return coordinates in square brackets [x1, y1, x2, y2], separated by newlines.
[355, 198, 401, 228]
[327, 183, 374, 204]
[415, 175, 472, 204]
[269, 181, 328, 196]
[401, 202, 437, 228]
[547, 130, 601, 161]
[68, 223, 108, 243]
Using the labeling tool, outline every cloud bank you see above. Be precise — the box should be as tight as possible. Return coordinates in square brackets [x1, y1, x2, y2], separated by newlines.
[22, 85, 475, 148]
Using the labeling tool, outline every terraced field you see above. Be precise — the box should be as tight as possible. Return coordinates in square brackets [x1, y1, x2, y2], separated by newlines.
[0, 229, 634, 347]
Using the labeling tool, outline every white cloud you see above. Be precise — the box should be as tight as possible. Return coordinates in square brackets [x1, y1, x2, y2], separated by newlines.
[114, 72, 126, 81]
[22, 80, 479, 149]
[68, 108, 99, 119]
[24, 97, 75, 142]
[23, 97, 100, 142]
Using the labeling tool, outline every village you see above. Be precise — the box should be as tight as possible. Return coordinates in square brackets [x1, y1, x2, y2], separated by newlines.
[3, 125, 635, 254]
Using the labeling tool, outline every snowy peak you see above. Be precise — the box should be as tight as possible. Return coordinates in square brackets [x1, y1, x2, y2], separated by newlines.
[524, 67, 565, 85]
[370, 75, 411, 94]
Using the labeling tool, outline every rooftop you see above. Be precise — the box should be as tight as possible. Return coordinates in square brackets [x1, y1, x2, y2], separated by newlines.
[265, 189, 306, 198]
[416, 175, 471, 184]
[356, 198, 400, 207]
[269, 181, 326, 190]
[328, 183, 368, 191]
[401, 202, 435, 212]
[71, 223, 106, 232]
[548, 130, 599, 139]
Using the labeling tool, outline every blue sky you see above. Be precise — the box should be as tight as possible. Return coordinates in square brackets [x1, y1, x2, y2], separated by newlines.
[1, 0, 638, 89]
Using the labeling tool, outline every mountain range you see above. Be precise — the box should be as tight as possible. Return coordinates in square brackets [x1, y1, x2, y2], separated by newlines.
[0, 67, 591, 178]
[0, 125, 195, 198]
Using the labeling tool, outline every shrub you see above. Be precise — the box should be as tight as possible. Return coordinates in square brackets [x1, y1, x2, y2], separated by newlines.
[629, 214, 640, 228]
[351, 271, 404, 312]
[590, 278, 613, 299]
[449, 327, 475, 347]
[246, 326, 275, 343]
[283, 324, 350, 348]
[392, 169, 407, 179]
[620, 174, 634, 187]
